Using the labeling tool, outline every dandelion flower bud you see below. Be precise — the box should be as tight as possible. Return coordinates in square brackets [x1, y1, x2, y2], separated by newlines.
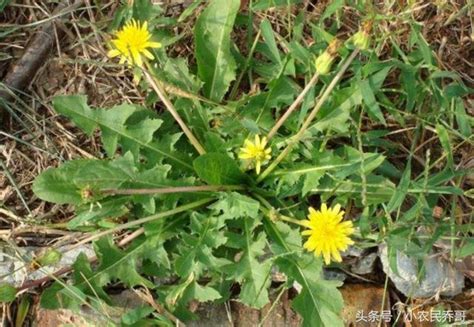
[352, 21, 372, 50]
[36, 248, 62, 267]
[352, 30, 370, 50]
[314, 39, 341, 75]
[315, 51, 334, 75]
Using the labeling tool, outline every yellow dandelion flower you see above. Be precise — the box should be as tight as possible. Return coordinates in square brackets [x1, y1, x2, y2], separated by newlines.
[238, 135, 271, 174]
[302, 203, 354, 265]
[107, 19, 161, 67]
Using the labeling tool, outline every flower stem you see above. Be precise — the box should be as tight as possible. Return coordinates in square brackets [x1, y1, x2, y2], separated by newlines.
[252, 192, 306, 227]
[279, 214, 307, 227]
[68, 197, 215, 251]
[101, 185, 244, 196]
[257, 49, 360, 182]
[266, 71, 319, 141]
[144, 65, 206, 155]
[229, 29, 261, 100]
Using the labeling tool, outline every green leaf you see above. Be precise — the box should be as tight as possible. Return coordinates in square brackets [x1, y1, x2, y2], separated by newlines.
[52, 95, 97, 135]
[264, 221, 344, 327]
[457, 240, 474, 258]
[186, 282, 222, 302]
[436, 123, 453, 168]
[41, 236, 157, 310]
[454, 98, 472, 138]
[52, 95, 191, 169]
[122, 305, 155, 325]
[0, 283, 17, 303]
[252, 0, 302, 10]
[0, 0, 12, 11]
[386, 162, 411, 213]
[195, 0, 239, 101]
[33, 154, 186, 211]
[193, 153, 245, 185]
[93, 237, 154, 288]
[175, 213, 229, 277]
[360, 79, 386, 124]
[260, 19, 282, 67]
[411, 26, 434, 65]
[33, 160, 93, 205]
[40, 283, 88, 310]
[132, 0, 163, 21]
[302, 170, 325, 196]
[72, 253, 110, 301]
[224, 219, 271, 308]
[162, 57, 202, 93]
[69, 197, 129, 229]
[210, 192, 260, 220]
[178, 0, 203, 23]
[320, 0, 344, 21]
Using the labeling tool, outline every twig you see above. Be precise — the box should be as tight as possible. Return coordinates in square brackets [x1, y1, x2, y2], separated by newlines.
[257, 49, 360, 182]
[0, 1, 84, 123]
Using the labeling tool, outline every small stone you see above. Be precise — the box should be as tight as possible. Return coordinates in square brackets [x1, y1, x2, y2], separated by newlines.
[323, 269, 347, 282]
[342, 245, 365, 257]
[0, 245, 94, 286]
[351, 252, 378, 275]
[379, 244, 464, 298]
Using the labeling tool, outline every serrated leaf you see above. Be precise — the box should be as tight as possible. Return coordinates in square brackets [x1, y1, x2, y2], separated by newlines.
[93, 236, 154, 288]
[33, 154, 186, 213]
[224, 220, 271, 309]
[264, 220, 344, 327]
[210, 192, 260, 220]
[122, 305, 155, 325]
[162, 57, 202, 93]
[454, 98, 472, 137]
[175, 213, 228, 277]
[41, 236, 157, 310]
[302, 170, 325, 196]
[52, 95, 191, 169]
[195, 0, 239, 101]
[72, 253, 110, 301]
[40, 283, 88, 310]
[193, 153, 245, 185]
[457, 240, 474, 258]
[186, 282, 222, 302]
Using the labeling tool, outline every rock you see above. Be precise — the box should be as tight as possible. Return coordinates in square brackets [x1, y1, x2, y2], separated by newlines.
[0, 244, 94, 286]
[454, 255, 474, 281]
[323, 269, 347, 282]
[379, 244, 464, 298]
[343, 245, 365, 257]
[35, 290, 145, 326]
[351, 252, 378, 275]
